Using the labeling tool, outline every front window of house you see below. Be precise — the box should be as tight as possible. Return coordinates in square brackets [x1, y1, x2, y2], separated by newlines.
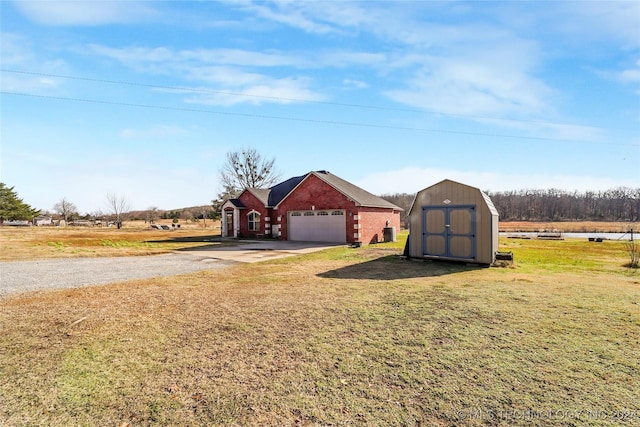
[248, 212, 261, 231]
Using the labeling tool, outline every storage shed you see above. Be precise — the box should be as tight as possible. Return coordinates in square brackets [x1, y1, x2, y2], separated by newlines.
[407, 179, 499, 265]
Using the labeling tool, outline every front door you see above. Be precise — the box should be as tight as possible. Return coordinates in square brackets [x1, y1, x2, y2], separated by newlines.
[422, 205, 476, 260]
[225, 211, 234, 237]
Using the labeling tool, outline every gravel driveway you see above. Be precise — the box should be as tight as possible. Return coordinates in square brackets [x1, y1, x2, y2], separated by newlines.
[0, 253, 236, 297]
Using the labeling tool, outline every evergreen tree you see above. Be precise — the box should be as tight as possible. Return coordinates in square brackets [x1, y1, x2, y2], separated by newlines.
[0, 183, 40, 221]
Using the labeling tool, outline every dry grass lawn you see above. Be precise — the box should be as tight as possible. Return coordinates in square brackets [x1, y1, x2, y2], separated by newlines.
[1, 225, 639, 426]
[0, 223, 225, 261]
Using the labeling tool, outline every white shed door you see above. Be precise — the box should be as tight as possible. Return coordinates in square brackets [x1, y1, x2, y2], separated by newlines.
[288, 210, 346, 242]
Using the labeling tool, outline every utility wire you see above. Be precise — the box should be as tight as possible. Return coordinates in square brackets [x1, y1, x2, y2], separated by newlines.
[1, 69, 421, 113]
[2, 90, 637, 147]
[0, 68, 621, 131]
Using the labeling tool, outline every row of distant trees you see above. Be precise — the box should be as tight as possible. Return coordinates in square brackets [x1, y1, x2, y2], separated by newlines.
[380, 187, 640, 222]
[49, 193, 130, 228]
[0, 183, 217, 226]
[0, 183, 131, 228]
[3, 146, 638, 225]
[487, 188, 640, 221]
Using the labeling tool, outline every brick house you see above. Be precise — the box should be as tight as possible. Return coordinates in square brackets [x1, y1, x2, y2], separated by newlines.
[221, 170, 402, 245]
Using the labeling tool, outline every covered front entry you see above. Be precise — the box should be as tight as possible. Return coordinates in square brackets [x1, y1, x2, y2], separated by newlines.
[220, 202, 242, 238]
[288, 210, 347, 242]
[422, 205, 476, 260]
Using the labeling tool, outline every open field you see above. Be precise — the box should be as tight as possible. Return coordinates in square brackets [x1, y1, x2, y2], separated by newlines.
[499, 221, 639, 234]
[0, 222, 223, 261]
[1, 226, 639, 426]
[1, 221, 637, 263]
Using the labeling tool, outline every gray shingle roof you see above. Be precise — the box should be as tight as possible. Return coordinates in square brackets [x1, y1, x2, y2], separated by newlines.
[227, 199, 246, 208]
[246, 188, 271, 205]
[267, 171, 402, 210]
[312, 171, 402, 210]
[237, 171, 402, 211]
[267, 174, 307, 207]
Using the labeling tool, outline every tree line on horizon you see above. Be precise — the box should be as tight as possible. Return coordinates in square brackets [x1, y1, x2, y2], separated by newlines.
[380, 187, 640, 222]
[2, 182, 639, 225]
[2, 145, 639, 225]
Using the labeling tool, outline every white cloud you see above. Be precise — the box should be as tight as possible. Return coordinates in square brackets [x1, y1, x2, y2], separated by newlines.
[182, 76, 325, 106]
[0, 33, 68, 92]
[12, 0, 158, 26]
[620, 59, 640, 95]
[621, 60, 640, 83]
[553, 2, 640, 49]
[86, 45, 326, 105]
[384, 35, 553, 118]
[343, 79, 368, 89]
[239, 1, 338, 35]
[356, 167, 639, 196]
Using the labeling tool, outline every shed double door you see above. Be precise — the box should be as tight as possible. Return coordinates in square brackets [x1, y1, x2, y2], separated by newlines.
[422, 205, 476, 260]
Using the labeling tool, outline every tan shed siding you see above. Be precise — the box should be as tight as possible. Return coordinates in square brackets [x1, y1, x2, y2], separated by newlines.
[408, 179, 499, 264]
[474, 199, 491, 264]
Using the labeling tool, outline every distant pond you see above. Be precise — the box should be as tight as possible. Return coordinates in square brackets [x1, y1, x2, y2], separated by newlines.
[500, 232, 638, 241]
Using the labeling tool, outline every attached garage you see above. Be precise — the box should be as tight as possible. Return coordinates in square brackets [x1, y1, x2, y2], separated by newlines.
[222, 171, 402, 245]
[407, 179, 499, 265]
[288, 210, 347, 242]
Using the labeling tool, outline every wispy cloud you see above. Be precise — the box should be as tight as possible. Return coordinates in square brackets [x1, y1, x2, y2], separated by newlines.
[12, 0, 158, 26]
[86, 45, 327, 105]
[619, 59, 640, 95]
[237, 1, 340, 35]
[551, 2, 640, 49]
[384, 47, 553, 118]
[182, 78, 325, 106]
[343, 79, 368, 89]
[0, 32, 67, 92]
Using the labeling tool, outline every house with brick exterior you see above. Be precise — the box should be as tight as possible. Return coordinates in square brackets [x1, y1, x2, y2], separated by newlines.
[221, 170, 402, 245]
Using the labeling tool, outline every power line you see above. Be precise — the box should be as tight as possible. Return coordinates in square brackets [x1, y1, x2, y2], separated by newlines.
[0, 68, 621, 131]
[1, 69, 420, 113]
[2, 90, 636, 147]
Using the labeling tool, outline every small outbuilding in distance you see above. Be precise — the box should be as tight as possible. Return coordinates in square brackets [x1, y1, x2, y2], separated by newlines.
[406, 179, 499, 265]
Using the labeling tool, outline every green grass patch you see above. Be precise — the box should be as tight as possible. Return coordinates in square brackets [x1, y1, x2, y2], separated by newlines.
[47, 241, 65, 250]
[100, 239, 156, 249]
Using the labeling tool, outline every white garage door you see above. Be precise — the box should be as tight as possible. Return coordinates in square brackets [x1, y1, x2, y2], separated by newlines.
[288, 210, 347, 242]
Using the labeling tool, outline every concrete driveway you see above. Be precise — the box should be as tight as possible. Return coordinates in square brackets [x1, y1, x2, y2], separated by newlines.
[178, 240, 346, 263]
[0, 241, 347, 297]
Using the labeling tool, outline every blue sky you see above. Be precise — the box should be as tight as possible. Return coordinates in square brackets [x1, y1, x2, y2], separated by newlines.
[1, 0, 639, 214]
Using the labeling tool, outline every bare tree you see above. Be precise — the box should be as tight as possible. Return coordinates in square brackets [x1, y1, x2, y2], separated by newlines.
[213, 147, 280, 215]
[219, 147, 280, 196]
[146, 206, 160, 224]
[106, 193, 130, 229]
[53, 197, 78, 223]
